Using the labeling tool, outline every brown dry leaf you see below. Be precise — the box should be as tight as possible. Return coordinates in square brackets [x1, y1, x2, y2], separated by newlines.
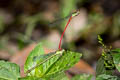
[112, 40, 120, 48]
[0, 50, 11, 60]
[68, 60, 95, 75]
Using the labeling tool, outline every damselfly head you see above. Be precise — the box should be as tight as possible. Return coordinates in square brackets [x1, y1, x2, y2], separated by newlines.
[72, 10, 80, 17]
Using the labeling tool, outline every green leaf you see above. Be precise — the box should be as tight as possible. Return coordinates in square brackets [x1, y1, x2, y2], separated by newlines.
[44, 72, 69, 80]
[19, 77, 42, 80]
[0, 61, 20, 80]
[71, 74, 93, 80]
[111, 48, 120, 53]
[25, 50, 64, 76]
[96, 57, 107, 76]
[25, 43, 82, 78]
[98, 35, 105, 47]
[24, 43, 45, 74]
[96, 56, 114, 76]
[41, 50, 82, 77]
[96, 74, 119, 80]
[112, 49, 120, 72]
[19, 72, 68, 80]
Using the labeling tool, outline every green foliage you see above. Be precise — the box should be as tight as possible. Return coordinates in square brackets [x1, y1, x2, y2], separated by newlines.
[96, 74, 119, 80]
[0, 61, 20, 80]
[25, 43, 82, 78]
[44, 72, 69, 80]
[98, 35, 105, 47]
[97, 35, 115, 76]
[112, 49, 120, 72]
[96, 56, 107, 76]
[19, 72, 69, 80]
[96, 35, 120, 80]
[24, 43, 45, 74]
[0, 42, 82, 80]
[112, 48, 120, 53]
[96, 53, 115, 76]
[19, 77, 42, 80]
[0, 36, 120, 80]
[96, 48, 120, 79]
[71, 74, 93, 80]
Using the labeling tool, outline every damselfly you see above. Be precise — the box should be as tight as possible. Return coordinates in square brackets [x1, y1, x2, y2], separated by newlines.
[18, 10, 80, 50]
[56, 10, 80, 50]
[49, 10, 80, 27]
[25, 10, 80, 74]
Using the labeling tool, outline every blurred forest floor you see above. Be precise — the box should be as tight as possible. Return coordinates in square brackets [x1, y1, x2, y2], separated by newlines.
[0, 0, 120, 78]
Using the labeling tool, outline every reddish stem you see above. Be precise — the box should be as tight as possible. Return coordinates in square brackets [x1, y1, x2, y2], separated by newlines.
[58, 16, 72, 50]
